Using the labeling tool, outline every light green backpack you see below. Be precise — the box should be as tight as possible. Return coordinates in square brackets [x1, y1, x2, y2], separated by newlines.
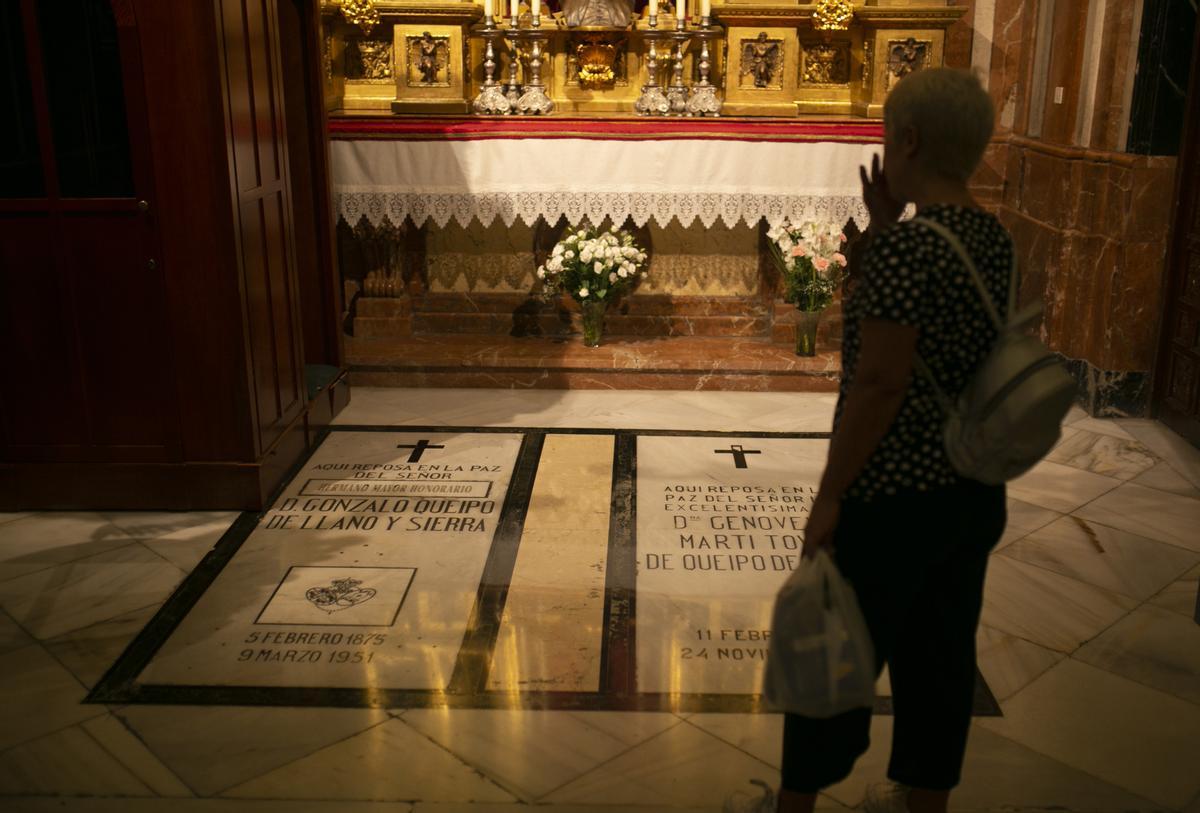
[911, 217, 1077, 485]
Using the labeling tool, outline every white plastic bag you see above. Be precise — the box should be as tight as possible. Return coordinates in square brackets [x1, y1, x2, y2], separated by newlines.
[763, 550, 876, 717]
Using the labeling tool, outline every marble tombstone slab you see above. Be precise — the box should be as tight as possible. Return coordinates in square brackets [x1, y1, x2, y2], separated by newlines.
[106, 427, 951, 713]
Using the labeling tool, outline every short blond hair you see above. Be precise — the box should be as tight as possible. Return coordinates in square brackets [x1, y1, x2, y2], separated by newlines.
[884, 68, 995, 182]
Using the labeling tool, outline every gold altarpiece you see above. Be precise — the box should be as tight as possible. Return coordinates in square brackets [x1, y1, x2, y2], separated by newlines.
[320, 1, 966, 117]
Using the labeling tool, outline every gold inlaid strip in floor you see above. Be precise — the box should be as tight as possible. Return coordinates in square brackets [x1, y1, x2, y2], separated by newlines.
[487, 433, 615, 693]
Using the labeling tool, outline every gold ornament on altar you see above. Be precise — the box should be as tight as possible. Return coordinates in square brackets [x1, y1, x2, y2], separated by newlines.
[338, 0, 380, 34]
[812, 0, 853, 33]
[573, 32, 626, 89]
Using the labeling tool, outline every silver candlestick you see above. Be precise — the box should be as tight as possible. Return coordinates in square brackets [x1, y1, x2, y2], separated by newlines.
[473, 24, 512, 115]
[666, 33, 689, 115]
[503, 29, 522, 111]
[635, 29, 670, 115]
[686, 28, 722, 117]
[517, 28, 554, 115]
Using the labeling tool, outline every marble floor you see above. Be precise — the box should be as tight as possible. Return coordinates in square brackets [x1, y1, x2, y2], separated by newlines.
[2, 388, 1199, 812]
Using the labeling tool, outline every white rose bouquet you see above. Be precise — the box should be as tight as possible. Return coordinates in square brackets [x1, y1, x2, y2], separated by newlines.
[766, 219, 848, 312]
[537, 225, 648, 306]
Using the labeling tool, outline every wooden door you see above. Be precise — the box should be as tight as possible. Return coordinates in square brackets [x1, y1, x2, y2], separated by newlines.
[1153, 22, 1200, 445]
[215, 0, 306, 455]
[0, 0, 178, 463]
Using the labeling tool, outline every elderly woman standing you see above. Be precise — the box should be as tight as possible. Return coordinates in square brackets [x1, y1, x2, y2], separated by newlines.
[744, 69, 1012, 813]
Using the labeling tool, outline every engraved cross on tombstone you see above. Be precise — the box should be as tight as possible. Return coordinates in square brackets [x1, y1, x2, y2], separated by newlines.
[714, 444, 761, 469]
[397, 439, 445, 463]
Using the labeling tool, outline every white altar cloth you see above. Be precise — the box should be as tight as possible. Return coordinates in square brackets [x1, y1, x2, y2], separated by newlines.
[331, 137, 880, 229]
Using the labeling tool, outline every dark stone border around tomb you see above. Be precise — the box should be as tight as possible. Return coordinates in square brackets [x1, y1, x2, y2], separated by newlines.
[87, 425, 1000, 717]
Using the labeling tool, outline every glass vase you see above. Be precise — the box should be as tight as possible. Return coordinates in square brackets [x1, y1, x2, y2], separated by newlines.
[581, 300, 607, 347]
[795, 309, 821, 357]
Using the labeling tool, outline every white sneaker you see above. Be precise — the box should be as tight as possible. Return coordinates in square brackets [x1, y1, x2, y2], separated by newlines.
[862, 781, 910, 813]
[723, 779, 776, 813]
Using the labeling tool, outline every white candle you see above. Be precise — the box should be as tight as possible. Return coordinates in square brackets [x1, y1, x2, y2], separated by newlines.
[532, 0, 539, 16]
[700, 0, 710, 16]
[510, 0, 518, 18]
[484, 0, 493, 17]
[676, 0, 685, 19]
[649, 0, 658, 16]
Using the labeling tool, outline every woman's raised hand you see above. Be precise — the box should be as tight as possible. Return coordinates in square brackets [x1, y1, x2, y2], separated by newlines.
[859, 154, 905, 235]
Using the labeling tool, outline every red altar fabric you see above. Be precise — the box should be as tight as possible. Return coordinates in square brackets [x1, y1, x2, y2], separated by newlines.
[328, 116, 884, 144]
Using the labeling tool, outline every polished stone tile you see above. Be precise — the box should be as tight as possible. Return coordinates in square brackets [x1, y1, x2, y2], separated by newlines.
[562, 710, 683, 747]
[489, 435, 612, 693]
[1071, 416, 1137, 440]
[1076, 604, 1200, 706]
[1046, 429, 1158, 480]
[109, 511, 240, 573]
[636, 435, 825, 695]
[1007, 460, 1122, 514]
[411, 805, 726, 813]
[335, 387, 839, 434]
[0, 724, 154, 796]
[978, 659, 1200, 809]
[0, 542, 184, 640]
[223, 718, 515, 803]
[44, 604, 158, 688]
[1075, 483, 1200, 553]
[1120, 419, 1200, 490]
[1064, 405, 1089, 425]
[996, 497, 1062, 551]
[116, 705, 391, 796]
[8, 801, 416, 812]
[685, 712, 783, 768]
[949, 726, 1162, 811]
[1132, 460, 1200, 498]
[981, 554, 1138, 653]
[542, 719, 776, 807]
[1003, 515, 1200, 601]
[402, 709, 673, 800]
[0, 607, 32, 654]
[1147, 563, 1200, 619]
[82, 713, 193, 796]
[413, 806, 731, 813]
[975, 624, 1064, 701]
[824, 717, 1160, 811]
[0, 511, 136, 583]
[0, 643, 102, 751]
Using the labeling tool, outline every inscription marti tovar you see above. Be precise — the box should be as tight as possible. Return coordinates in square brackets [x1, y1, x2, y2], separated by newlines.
[636, 435, 827, 695]
[139, 432, 523, 690]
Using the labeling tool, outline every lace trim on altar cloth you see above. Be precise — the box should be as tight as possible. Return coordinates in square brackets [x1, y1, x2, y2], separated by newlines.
[334, 190, 870, 229]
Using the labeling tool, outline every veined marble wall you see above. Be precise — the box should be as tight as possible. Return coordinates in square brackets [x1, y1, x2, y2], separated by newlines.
[968, 0, 1191, 415]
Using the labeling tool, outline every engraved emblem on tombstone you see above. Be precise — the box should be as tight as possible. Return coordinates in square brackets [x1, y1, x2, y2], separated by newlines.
[305, 577, 378, 613]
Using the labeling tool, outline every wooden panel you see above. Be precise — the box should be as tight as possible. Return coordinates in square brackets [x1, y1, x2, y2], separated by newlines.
[64, 211, 172, 459]
[131, 0, 253, 462]
[0, 214, 89, 455]
[218, 0, 305, 454]
[278, 0, 334, 367]
[1, 0, 179, 464]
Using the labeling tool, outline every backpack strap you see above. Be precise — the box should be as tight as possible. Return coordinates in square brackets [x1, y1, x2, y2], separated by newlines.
[906, 216, 1011, 416]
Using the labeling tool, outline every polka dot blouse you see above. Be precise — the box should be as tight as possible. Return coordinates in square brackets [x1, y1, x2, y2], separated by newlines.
[835, 204, 1015, 501]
